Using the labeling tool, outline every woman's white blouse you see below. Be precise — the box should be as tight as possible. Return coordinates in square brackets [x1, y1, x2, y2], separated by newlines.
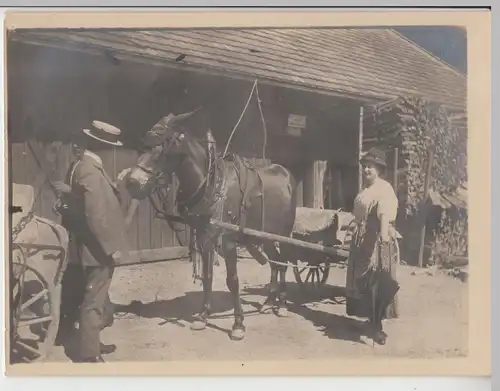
[352, 178, 399, 223]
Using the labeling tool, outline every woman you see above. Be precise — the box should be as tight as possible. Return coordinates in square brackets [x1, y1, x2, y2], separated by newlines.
[345, 147, 400, 345]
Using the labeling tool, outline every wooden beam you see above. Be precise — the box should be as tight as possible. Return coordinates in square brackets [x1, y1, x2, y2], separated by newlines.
[115, 246, 189, 267]
[417, 150, 434, 268]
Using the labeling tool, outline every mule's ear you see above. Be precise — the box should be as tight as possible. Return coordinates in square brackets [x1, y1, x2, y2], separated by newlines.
[143, 116, 172, 148]
[169, 106, 203, 126]
[160, 113, 175, 127]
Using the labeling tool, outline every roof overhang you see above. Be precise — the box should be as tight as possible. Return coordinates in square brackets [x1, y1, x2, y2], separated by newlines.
[7, 28, 466, 112]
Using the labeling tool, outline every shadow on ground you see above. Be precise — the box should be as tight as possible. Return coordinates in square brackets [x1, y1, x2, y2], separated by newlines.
[110, 282, 372, 345]
[243, 282, 372, 345]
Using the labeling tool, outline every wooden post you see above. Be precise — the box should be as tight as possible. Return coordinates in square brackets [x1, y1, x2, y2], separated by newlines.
[358, 106, 364, 193]
[392, 147, 399, 190]
[315, 160, 327, 209]
[417, 150, 434, 268]
[302, 160, 327, 208]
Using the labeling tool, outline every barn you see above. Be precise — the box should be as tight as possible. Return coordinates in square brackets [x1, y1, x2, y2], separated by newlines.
[7, 27, 467, 262]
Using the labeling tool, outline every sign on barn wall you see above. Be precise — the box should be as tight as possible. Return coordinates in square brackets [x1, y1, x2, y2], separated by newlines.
[288, 114, 307, 128]
[287, 114, 306, 137]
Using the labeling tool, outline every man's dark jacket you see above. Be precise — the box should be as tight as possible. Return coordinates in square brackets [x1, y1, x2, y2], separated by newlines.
[62, 154, 130, 267]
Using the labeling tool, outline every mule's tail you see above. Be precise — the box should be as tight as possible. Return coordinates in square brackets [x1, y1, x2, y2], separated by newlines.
[287, 173, 298, 237]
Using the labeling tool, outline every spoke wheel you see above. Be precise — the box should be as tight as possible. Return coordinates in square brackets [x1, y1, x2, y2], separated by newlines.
[10, 247, 60, 364]
[293, 256, 331, 297]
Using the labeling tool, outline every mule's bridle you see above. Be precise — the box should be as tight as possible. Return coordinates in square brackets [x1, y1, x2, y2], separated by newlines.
[135, 129, 216, 214]
[135, 130, 181, 177]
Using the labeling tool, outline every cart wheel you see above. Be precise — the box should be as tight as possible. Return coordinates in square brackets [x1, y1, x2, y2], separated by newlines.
[10, 247, 61, 364]
[293, 256, 331, 296]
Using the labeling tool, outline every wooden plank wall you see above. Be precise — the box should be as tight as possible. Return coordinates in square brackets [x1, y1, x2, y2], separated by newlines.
[10, 141, 188, 251]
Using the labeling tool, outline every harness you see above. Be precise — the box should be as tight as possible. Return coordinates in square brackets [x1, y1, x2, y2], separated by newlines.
[145, 128, 266, 231]
[141, 128, 267, 281]
[12, 211, 35, 242]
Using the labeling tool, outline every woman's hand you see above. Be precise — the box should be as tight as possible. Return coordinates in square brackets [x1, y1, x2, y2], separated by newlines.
[379, 234, 390, 243]
[379, 214, 391, 243]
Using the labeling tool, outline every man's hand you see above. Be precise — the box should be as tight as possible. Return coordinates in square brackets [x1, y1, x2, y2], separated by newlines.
[117, 168, 132, 182]
[53, 181, 71, 194]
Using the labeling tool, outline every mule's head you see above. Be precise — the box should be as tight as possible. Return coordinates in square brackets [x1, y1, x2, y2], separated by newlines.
[125, 108, 201, 200]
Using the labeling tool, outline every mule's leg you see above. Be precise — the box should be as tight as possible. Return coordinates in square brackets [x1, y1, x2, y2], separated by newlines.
[260, 242, 280, 313]
[276, 262, 289, 318]
[191, 249, 214, 331]
[222, 241, 246, 341]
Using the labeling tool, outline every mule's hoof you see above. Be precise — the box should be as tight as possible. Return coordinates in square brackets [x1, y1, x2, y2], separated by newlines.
[230, 328, 245, 341]
[373, 331, 387, 346]
[190, 320, 207, 331]
[275, 307, 288, 317]
[259, 303, 274, 314]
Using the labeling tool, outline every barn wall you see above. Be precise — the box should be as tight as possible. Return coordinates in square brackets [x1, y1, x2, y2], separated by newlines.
[7, 41, 184, 145]
[204, 79, 362, 209]
[7, 42, 198, 251]
[8, 39, 364, 254]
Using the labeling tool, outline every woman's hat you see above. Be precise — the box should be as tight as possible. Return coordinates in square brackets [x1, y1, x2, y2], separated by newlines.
[82, 120, 123, 146]
[360, 147, 387, 168]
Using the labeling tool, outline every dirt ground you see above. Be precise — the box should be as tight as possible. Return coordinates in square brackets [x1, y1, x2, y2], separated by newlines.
[47, 258, 468, 362]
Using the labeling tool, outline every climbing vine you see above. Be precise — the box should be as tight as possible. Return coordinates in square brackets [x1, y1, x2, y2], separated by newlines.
[369, 96, 467, 216]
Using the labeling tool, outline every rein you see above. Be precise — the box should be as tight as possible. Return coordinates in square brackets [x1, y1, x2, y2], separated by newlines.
[176, 139, 215, 211]
[137, 124, 266, 242]
[141, 130, 218, 223]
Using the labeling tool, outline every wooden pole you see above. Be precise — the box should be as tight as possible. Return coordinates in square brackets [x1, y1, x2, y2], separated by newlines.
[125, 199, 139, 229]
[26, 140, 60, 197]
[358, 106, 364, 193]
[392, 147, 399, 190]
[417, 150, 434, 268]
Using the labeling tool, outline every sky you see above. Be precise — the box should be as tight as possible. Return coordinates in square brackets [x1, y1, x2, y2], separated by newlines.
[393, 26, 467, 74]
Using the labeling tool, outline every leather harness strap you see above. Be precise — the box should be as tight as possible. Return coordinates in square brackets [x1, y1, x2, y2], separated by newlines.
[144, 130, 267, 243]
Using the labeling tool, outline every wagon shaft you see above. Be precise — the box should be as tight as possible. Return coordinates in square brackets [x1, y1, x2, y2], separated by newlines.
[210, 219, 350, 258]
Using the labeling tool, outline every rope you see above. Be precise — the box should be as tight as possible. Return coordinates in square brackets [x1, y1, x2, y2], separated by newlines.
[255, 82, 268, 161]
[223, 80, 258, 158]
[222, 79, 269, 162]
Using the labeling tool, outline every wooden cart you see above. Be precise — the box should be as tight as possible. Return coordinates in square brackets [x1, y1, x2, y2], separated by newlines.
[211, 207, 356, 295]
[10, 184, 69, 364]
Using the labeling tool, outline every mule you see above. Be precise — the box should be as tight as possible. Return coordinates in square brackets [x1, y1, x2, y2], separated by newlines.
[124, 109, 297, 341]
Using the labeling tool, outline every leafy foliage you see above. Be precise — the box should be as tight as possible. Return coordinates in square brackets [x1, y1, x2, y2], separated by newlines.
[429, 209, 468, 266]
[369, 96, 467, 216]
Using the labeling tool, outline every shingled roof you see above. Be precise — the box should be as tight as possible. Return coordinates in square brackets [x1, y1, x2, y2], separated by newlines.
[9, 28, 467, 111]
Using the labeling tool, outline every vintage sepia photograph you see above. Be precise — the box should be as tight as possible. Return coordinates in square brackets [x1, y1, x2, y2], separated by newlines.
[3, 10, 490, 377]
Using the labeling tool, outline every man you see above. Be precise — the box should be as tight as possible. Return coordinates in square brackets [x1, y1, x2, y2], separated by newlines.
[54, 120, 130, 363]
